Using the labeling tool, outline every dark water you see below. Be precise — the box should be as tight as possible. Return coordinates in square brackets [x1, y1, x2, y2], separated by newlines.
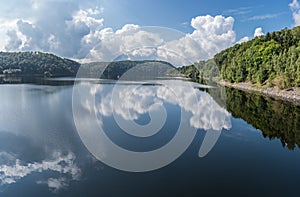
[0, 77, 300, 196]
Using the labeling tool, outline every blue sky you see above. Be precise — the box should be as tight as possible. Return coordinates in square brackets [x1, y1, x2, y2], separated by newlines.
[0, 0, 299, 64]
[100, 0, 294, 39]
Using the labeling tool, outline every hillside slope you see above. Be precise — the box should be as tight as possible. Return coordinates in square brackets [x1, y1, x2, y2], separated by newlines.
[0, 51, 80, 77]
[80, 60, 176, 79]
[214, 26, 300, 89]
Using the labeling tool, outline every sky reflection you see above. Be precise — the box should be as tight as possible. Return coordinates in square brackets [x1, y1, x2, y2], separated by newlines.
[73, 79, 232, 172]
[0, 151, 81, 192]
[88, 80, 232, 131]
[0, 85, 82, 192]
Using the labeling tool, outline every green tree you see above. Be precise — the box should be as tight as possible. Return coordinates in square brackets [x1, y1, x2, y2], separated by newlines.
[213, 26, 300, 88]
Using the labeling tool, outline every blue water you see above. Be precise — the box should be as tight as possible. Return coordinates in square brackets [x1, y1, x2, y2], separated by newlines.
[0, 77, 299, 196]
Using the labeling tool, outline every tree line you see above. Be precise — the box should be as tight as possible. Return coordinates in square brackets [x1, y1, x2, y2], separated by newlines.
[214, 26, 300, 88]
[0, 51, 176, 79]
[178, 26, 300, 89]
[0, 51, 80, 77]
[80, 60, 175, 79]
[3, 24, 300, 86]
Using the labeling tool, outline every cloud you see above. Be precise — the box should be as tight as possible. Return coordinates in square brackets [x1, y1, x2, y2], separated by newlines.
[237, 36, 250, 44]
[254, 27, 264, 37]
[0, 1, 238, 64]
[290, 0, 300, 9]
[189, 15, 236, 58]
[86, 15, 236, 66]
[246, 13, 281, 21]
[0, 1, 104, 58]
[223, 7, 252, 16]
[70, 8, 104, 32]
[5, 30, 23, 51]
[290, 0, 300, 26]
[0, 19, 21, 50]
[180, 21, 189, 27]
[236, 27, 264, 44]
[85, 24, 165, 62]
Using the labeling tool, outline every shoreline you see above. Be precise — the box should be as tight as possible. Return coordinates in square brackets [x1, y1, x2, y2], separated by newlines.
[218, 80, 300, 105]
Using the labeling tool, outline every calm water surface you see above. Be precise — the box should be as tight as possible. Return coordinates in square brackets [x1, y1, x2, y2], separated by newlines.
[0, 77, 300, 196]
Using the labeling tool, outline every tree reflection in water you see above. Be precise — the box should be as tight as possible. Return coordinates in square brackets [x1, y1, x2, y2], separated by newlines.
[224, 88, 300, 150]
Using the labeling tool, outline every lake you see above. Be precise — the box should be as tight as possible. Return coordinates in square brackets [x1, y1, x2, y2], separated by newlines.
[0, 77, 300, 196]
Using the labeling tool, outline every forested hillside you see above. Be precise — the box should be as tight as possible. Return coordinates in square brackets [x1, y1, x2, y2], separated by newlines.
[0, 51, 80, 77]
[214, 26, 300, 89]
[176, 60, 220, 80]
[0, 51, 176, 79]
[3, 24, 300, 86]
[80, 60, 175, 79]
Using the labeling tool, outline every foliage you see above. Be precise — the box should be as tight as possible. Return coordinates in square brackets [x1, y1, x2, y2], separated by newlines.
[214, 26, 300, 88]
[0, 51, 176, 79]
[0, 51, 80, 77]
[177, 60, 220, 80]
[80, 60, 176, 79]
[177, 63, 200, 79]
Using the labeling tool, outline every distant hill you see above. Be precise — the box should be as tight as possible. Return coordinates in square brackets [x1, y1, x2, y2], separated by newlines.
[0, 52, 177, 79]
[176, 59, 219, 80]
[0, 51, 80, 77]
[3, 26, 300, 87]
[79, 60, 177, 79]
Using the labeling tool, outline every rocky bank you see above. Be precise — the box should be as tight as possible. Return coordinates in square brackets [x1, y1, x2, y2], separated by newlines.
[218, 81, 300, 105]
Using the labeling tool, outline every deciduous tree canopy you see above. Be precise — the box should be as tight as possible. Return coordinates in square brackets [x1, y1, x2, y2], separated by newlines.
[178, 26, 300, 89]
[214, 26, 300, 88]
[0, 51, 80, 77]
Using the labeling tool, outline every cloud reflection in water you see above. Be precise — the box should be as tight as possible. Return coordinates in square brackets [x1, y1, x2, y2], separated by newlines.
[87, 80, 232, 131]
[73, 79, 232, 172]
[0, 151, 81, 192]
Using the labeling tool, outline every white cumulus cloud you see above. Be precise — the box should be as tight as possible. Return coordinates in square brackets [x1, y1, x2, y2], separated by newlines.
[1, 1, 299, 64]
[237, 36, 250, 44]
[157, 15, 236, 64]
[189, 15, 236, 55]
[0, 1, 104, 58]
[236, 27, 264, 44]
[0, 1, 238, 65]
[85, 15, 236, 65]
[85, 24, 165, 62]
[290, 0, 300, 26]
[254, 27, 264, 37]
